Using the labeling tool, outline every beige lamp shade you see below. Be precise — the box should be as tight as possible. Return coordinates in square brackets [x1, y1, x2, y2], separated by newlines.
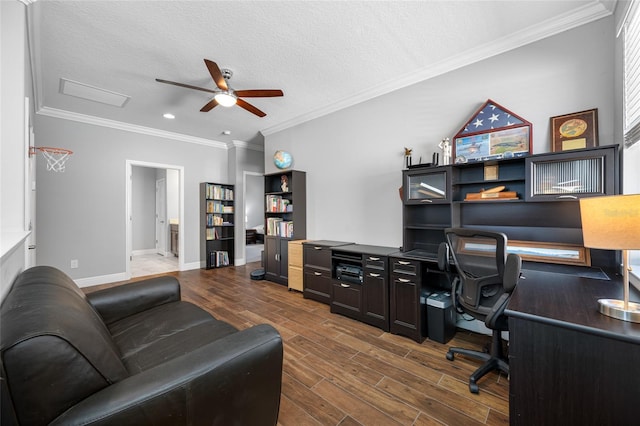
[579, 194, 640, 250]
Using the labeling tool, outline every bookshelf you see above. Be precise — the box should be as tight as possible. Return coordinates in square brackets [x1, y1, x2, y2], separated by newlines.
[200, 182, 234, 269]
[264, 170, 306, 284]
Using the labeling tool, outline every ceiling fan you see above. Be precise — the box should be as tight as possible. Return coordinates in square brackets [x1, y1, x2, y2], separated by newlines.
[156, 59, 283, 117]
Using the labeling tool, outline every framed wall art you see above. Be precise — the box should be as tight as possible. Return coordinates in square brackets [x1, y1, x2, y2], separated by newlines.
[550, 108, 598, 152]
[453, 99, 532, 163]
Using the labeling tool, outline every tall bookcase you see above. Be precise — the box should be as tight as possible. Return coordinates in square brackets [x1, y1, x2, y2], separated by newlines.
[264, 170, 306, 285]
[200, 182, 235, 269]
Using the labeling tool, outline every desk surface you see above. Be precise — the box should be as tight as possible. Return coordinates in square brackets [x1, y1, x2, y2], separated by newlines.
[506, 268, 640, 345]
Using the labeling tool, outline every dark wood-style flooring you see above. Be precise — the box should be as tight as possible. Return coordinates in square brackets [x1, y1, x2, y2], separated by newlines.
[92, 263, 509, 425]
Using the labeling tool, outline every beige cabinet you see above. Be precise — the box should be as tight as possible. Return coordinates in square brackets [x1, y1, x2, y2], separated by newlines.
[287, 240, 309, 292]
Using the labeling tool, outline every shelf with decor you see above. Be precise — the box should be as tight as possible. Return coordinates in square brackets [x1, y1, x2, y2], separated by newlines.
[200, 182, 234, 269]
[264, 170, 306, 285]
[401, 145, 620, 271]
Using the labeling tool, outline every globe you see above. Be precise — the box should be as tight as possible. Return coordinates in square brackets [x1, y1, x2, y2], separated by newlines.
[273, 150, 293, 169]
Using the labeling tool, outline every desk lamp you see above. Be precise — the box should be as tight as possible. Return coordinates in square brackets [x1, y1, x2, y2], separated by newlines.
[580, 194, 640, 323]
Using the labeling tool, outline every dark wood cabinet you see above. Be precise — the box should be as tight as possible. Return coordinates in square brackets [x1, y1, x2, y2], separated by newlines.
[303, 241, 351, 304]
[389, 257, 427, 342]
[264, 170, 306, 285]
[264, 235, 289, 283]
[331, 244, 398, 331]
[200, 182, 234, 269]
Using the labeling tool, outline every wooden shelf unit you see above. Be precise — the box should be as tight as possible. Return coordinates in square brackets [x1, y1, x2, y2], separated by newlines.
[200, 182, 235, 269]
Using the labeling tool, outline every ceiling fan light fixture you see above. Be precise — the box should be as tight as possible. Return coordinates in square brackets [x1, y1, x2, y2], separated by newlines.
[214, 92, 237, 107]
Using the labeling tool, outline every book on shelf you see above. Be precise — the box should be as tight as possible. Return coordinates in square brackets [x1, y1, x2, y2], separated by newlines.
[206, 214, 224, 226]
[266, 217, 294, 238]
[265, 195, 291, 212]
[206, 228, 220, 240]
[206, 184, 234, 201]
[210, 250, 230, 267]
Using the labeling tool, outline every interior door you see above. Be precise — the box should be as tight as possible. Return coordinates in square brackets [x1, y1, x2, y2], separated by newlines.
[26, 120, 36, 267]
[156, 178, 167, 255]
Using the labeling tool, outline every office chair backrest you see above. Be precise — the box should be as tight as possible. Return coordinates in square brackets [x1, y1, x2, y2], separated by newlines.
[444, 228, 520, 320]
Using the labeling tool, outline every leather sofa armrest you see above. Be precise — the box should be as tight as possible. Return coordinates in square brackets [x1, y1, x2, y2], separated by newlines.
[49, 324, 283, 426]
[87, 276, 181, 324]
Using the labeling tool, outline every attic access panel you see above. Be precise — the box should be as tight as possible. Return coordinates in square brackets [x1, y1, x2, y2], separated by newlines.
[453, 99, 532, 163]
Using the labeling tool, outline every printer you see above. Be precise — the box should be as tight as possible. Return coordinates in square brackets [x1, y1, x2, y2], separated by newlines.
[335, 264, 363, 284]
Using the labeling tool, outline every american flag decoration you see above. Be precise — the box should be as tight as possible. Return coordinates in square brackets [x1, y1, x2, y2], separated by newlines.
[453, 99, 532, 163]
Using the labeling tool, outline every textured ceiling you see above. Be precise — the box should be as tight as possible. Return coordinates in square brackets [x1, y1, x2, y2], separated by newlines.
[29, 0, 615, 147]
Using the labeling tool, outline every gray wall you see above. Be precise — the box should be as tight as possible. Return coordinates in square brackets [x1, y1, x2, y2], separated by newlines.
[33, 114, 242, 280]
[246, 174, 264, 229]
[265, 16, 616, 248]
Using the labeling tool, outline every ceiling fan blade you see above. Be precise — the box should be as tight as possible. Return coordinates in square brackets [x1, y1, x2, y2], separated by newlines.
[236, 98, 266, 117]
[204, 59, 228, 91]
[234, 89, 284, 98]
[200, 99, 219, 112]
[155, 78, 217, 94]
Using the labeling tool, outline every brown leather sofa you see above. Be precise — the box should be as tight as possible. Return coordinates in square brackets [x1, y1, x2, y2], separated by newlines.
[0, 266, 283, 425]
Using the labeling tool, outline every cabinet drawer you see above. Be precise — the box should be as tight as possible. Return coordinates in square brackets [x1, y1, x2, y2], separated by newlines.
[332, 281, 362, 315]
[288, 241, 304, 268]
[304, 245, 332, 269]
[392, 259, 419, 275]
[364, 255, 386, 270]
[304, 267, 332, 303]
[288, 265, 303, 292]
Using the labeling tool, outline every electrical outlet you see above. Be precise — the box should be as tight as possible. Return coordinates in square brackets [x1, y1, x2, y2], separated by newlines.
[70, 259, 79, 269]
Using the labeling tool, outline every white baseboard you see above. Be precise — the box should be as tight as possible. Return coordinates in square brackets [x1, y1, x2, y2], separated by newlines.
[132, 249, 158, 256]
[75, 272, 127, 288]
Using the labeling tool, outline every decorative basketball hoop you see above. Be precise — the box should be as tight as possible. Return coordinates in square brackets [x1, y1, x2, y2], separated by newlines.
[30, 146, 73, 172]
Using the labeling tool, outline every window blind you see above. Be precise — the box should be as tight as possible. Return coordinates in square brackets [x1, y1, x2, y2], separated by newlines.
[625, 2, 640, 147]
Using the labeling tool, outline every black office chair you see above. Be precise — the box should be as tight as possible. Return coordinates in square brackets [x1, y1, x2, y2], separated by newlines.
[441, 228, 521, 394]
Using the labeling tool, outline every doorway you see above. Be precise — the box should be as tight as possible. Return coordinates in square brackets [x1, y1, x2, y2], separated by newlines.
[126, 161, 184, 279]
[244, 172, 264, 264]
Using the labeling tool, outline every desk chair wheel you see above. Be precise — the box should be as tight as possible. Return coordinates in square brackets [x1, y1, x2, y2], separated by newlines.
[446, 351, 454, 361]
[469, 381, 479, 394]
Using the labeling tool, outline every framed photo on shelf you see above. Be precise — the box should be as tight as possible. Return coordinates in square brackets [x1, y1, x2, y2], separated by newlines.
[453, 99, 532, 163]
[550, 108, 598, 152]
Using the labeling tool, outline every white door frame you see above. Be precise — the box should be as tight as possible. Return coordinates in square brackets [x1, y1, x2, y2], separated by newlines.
[126, 160, 184, 279]
[155, 177, 167, 256]
[242, 170, 264, 266]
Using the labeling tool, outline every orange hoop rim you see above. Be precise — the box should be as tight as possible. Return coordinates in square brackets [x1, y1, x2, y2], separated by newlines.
[30, 146, 74, 156]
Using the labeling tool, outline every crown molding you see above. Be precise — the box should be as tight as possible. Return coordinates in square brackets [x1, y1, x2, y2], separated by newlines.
[231, 140, 264, 152]
[37, 107, 230, 149]
[262, 1, 613, 136]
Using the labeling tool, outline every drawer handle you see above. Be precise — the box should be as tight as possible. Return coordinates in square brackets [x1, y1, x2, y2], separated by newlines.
[398, 278, 411, 283]
[398, 261, 411, 265]
[314, 246, 323, 250]
[557, 195, 578, 200]
[420, 199, 433, 203]
[369, 273, 380, 277]
[314, 272, 322, 276]
[340, 283, 350, 288]
[368, 256, 380, 261]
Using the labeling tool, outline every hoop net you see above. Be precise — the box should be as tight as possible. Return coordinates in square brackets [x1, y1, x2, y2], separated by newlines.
[35, 147, 73, 172]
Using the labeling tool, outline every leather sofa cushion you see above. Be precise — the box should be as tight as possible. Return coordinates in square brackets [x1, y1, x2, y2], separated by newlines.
[1, 266, 129, 425]
[109, 301, 238, 373]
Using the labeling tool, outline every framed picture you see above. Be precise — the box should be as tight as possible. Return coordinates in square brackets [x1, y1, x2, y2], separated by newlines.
[550, 108, 598, 152]
[453, 99, 532, 163]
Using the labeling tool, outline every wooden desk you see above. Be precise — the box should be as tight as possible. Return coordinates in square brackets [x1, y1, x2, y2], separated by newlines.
[506, 269, 640, 425]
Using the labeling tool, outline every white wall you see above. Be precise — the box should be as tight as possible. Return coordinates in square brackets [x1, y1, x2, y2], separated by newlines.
[265, 17, 616, 248]
[1, 1, 29, 299]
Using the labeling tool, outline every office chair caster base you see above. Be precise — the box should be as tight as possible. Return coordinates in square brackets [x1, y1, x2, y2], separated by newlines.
[446, 351, 454, 361]
[469, 381, 479, 394]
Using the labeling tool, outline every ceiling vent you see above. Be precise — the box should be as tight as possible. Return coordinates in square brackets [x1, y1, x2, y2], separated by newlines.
[59, 78, 130, 107]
